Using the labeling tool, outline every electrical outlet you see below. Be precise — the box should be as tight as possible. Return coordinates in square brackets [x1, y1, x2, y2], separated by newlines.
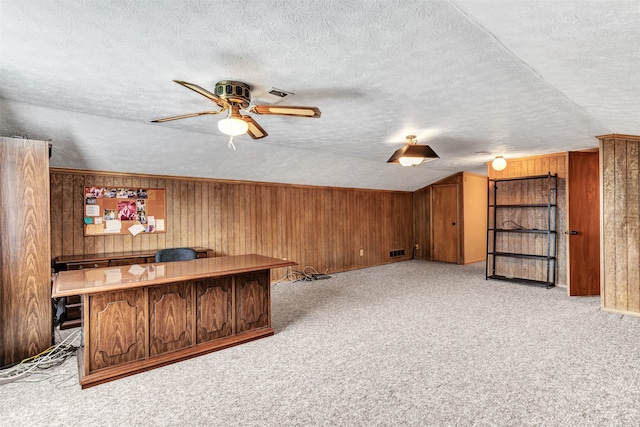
[359, 249, 364, 256]
[414, 244, 419, 250]
[282, 257, 287, 260]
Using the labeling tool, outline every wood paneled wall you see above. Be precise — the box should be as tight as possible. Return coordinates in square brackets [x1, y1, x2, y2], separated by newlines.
[599, 134, 640, 315]
[49, 169, 414, 278]
[487, 153, 568, 286]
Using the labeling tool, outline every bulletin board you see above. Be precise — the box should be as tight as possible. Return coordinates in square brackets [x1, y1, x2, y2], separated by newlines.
[83, 187, 166, 236]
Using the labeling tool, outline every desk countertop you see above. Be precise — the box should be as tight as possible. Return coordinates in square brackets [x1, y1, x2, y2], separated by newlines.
[51, 254, 296, 297]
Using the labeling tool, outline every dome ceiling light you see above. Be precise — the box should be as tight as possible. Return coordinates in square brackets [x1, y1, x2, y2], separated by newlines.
[491, 156, 507, 171]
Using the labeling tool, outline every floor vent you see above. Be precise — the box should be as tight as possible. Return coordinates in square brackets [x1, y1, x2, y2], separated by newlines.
[389, 249, 405, 258]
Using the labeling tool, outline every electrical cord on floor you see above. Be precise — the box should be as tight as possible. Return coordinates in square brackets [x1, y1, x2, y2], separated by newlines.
[0, 329, 81, 386]
[272, 266, 331, 285]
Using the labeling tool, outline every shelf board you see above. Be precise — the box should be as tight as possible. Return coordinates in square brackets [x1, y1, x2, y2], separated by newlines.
[486, 274, 555, 288]
[489, 229, 556, 234]
[60, 319, 81, 330]
[489, 204, 557, 208]
[488, 252, 556, 260]
[489, 174, 557, 182]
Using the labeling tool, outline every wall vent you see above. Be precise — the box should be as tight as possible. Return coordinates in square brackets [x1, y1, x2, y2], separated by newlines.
[389, 249, 405, 258]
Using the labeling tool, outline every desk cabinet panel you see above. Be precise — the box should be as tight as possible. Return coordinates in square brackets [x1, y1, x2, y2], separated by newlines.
[236, 271, 270, 334]
[196, 278, 233, 343]
[149, 283, 193, 357]
[88, 289, 146, 372]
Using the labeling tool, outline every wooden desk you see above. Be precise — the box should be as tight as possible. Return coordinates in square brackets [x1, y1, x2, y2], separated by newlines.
[52, 248, 213, 329]
[52, 254, 295, 388]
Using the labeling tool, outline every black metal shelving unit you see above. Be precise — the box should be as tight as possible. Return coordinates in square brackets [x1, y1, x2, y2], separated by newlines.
[485, 172, 558, 288]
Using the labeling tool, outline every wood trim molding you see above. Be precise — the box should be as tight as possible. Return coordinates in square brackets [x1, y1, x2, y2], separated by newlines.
[599, 140, 605, 306]
[484, 150, 571, 168]
[49, 167, 411, 194]
[601, 307, 640, 318]
[596, 134, 640, 142]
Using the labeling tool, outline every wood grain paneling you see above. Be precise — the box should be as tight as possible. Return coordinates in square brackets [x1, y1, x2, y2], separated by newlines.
[49, 169, 415, 280]
[88, 288, 146, 372]
[488, 153, 567, 286]
[599, 135, 640, 315]
[149, 283, 193, 356]
[1, 138, 52, 366]
[196, 278, 233, 343]
[236, 271, 270, 334]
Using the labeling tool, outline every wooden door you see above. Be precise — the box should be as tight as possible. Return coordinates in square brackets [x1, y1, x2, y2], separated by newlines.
[432, 185, 460, 263]
[568, 151, 600, 296]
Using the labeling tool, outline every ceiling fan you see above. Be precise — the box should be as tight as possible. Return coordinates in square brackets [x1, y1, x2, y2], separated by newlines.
[151, 80, 321, 147]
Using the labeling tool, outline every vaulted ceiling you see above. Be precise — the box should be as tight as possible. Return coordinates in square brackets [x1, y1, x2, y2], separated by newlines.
[1, 1, 638, 191]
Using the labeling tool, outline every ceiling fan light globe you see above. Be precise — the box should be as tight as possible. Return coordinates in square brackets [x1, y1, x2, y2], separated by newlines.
[492, 156, 507, 171]
[399, 156, 424, 167]
[218, 117, 249, 136]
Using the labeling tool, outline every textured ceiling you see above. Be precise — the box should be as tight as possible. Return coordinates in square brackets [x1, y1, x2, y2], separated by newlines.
[1, 0, 638, 191]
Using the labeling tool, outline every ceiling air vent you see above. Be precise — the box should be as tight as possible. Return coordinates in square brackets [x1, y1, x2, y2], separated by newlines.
[269, 88, 291, 98]
[254, 87, 294, 105]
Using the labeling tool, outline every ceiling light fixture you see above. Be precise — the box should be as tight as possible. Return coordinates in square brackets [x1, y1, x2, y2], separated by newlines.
[387, 135, 439, 167]
[491, 156, 507, 171]
[218, 105, 249, 136]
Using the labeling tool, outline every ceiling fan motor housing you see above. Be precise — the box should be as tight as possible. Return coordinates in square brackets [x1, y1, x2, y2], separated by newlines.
[215, 80, 251, 108]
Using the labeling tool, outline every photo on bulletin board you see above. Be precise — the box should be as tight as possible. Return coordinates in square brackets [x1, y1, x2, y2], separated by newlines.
[83, 187, 166, 236]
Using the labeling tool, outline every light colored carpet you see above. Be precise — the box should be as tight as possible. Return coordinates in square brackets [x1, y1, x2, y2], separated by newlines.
[1, 260, 639, 427]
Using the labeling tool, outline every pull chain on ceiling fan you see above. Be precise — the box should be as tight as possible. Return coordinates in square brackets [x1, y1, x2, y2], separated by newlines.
[151, 80, 321, 148]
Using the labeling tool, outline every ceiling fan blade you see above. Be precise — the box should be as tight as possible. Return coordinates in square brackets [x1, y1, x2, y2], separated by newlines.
[249, 105, 321, 118]
[241, 115, 268, 139]
[174, 80, 227, 107]
[151, 110, 223, 123]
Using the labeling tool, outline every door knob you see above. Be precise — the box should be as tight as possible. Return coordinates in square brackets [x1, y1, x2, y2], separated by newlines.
[452, 222, 456, 226]
[565, 230, 578, 235]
